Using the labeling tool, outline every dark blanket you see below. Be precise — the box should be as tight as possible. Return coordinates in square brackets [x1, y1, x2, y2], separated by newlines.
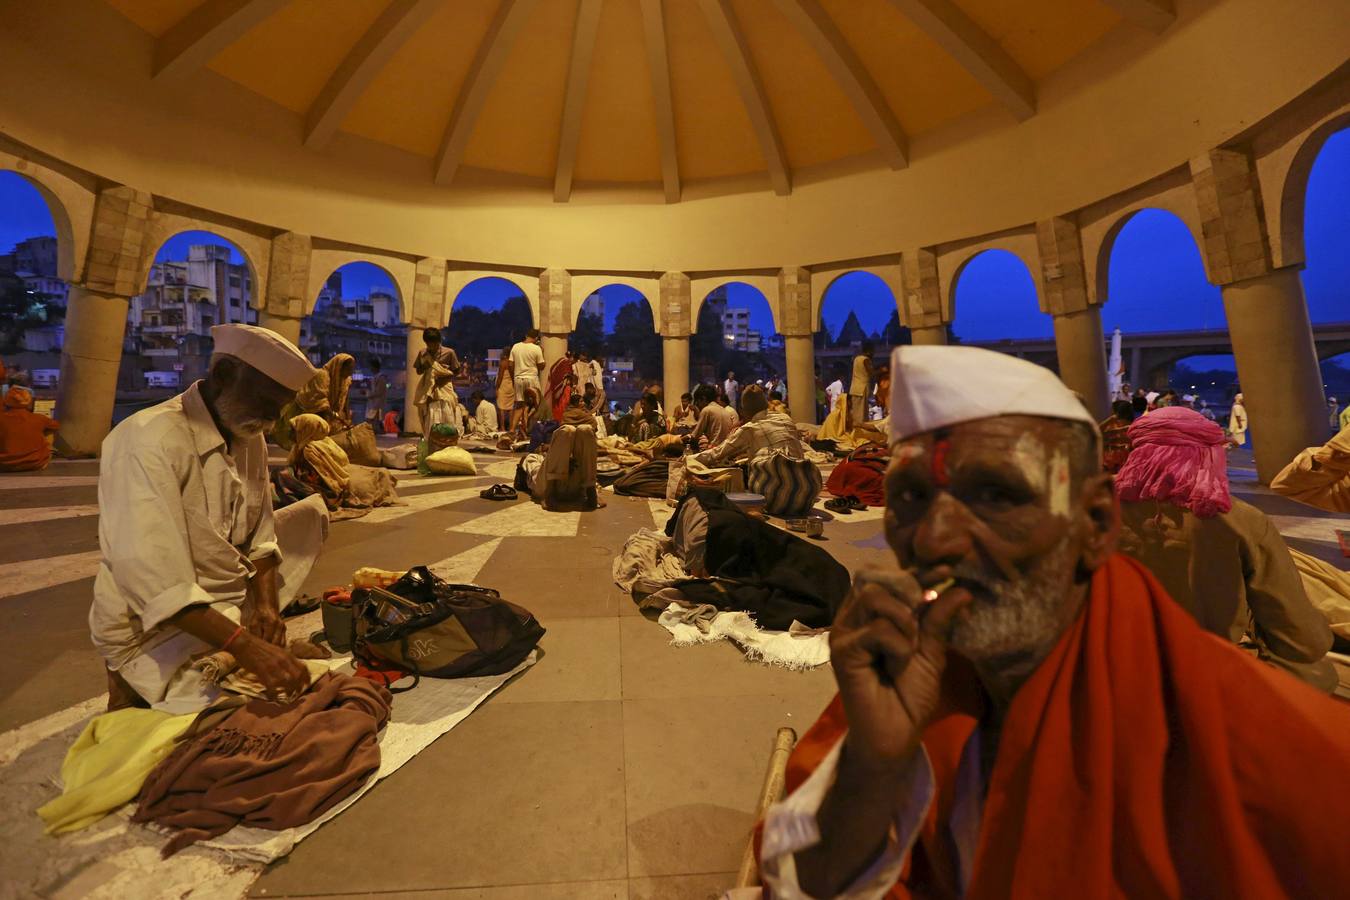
[824, 444, 889, 507]
[614, 459, 671, 497]
[133, 672, 392, 856]
[665, 488, 849, 630]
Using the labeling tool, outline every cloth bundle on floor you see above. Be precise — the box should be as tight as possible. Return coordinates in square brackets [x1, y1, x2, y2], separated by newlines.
[664, 489, 849, 630]
[614, 459, 672, 497]
[132, 672, 392, 857]
[825, 444, 889, 507]
[748, 449, 822, 516]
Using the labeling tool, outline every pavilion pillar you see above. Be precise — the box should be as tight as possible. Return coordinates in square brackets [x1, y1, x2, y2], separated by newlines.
[1037, 217, 1110, 420]
[54, 186, 152, 457]
[262, 230, 313, 354]
[538, 269, 573, 420]
[1191, 146, 1324, 481]
[659, 272, 693, 403]
[257, 311, 302, 346]
[902, 247, 950, 356]
[910, 325, 947, 346]
[402, 257, 449, 435]
[778, 267, 816, 424]
[403, 331, 423, 436]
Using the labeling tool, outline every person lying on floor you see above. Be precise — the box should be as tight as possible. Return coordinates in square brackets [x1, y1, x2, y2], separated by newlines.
[91, 325, 327, 715]
[755, 345, 1350, 899]
[1114, 406, 1336, 692]
[530, 394, 606, 511]
[691, 384, 803, 468]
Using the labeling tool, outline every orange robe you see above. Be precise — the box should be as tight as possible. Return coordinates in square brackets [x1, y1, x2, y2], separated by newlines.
[0, 407, 58, 471]
[764, 554, 1350, 898]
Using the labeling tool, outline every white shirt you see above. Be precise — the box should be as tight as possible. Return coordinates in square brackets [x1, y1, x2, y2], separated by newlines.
[89, 381, 280, 713]
[692, 411, 804, 467]
[574, 359, 602, 391]
[474, 398, 497, 433]
[510, 341, 546, 383]
[826, 380, 845, 410]
[759, 730, 987, 899]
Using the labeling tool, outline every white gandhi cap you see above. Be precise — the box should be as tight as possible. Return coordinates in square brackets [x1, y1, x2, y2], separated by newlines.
[210, 324, 317, 391]
[888, 344, 1096, 443]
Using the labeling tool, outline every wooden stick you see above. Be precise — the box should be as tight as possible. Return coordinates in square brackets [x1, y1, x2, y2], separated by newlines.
[735, 726, 798, 889]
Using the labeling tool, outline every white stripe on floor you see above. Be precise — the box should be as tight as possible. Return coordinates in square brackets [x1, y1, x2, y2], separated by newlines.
[353, 487, 487, 524]
[0, 549, 102, 599]
[450, 500, 580, 537]
[0, 476, 99, 489]
[427, 537, 503, 583]
[1269, 514, 1346, 545]
[0, 505, 99, 526]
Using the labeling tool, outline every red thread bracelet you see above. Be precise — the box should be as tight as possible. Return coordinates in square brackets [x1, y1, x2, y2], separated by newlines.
[221, 624, 245, 652]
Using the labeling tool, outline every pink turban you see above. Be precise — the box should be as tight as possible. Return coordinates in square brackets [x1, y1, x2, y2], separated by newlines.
[1115, 406, 1231, 518]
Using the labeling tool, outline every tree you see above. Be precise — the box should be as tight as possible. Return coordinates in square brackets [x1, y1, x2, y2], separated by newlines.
[607, 301, 662, 379]
[572, 311, 604, 356]
[882, 309, 911, 346]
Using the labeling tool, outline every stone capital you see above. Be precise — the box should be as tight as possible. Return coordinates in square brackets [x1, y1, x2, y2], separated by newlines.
[1189, 146, 1273, 286]
[900, 248, 945, 328]
[658, 271, 692, 337]
[538, 268, 572, 334]
[1035, 217, 1093, 316]
[411, 257, 447, 327]
[777, 267, 813, 337]
[79, 185, 152, 297]
[264, 232, 312, 318]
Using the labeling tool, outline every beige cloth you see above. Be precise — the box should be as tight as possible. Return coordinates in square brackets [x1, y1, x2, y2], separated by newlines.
[1289, 548, 1350, 640]
[543, 424, 598, 496]
[322, 354, 355, 430]
[291, 413, 350, 499]
[691, 404, 735, 448]
[692, 410, 804, 468]
[1269, 425, 1350, 513]
[1118, 498, 1336, 692]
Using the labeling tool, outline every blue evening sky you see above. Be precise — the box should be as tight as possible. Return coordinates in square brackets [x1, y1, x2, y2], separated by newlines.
[3, 126, 1347, 338]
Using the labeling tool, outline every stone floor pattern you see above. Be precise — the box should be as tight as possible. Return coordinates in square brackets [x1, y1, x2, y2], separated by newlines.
[0, 446, 1346, 899]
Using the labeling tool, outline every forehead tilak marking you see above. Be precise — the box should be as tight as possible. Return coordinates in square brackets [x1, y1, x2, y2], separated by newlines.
[932, 438, 951, 488]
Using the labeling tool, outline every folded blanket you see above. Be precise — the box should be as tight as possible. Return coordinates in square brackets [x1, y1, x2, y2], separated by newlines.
[653, 596, 830, 670]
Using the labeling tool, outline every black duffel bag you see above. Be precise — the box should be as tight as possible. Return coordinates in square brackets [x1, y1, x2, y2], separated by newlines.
[352, 566, 544, 690]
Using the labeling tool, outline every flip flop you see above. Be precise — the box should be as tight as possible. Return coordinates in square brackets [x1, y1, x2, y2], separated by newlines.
[823, 496, 853, 514]
[479, 483, 519, 501]
[847, 496, 868, 511]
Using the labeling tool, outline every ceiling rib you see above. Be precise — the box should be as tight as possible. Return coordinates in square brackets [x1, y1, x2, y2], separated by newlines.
[1098, 0, 1175, 34]
[303, 0, 441, 151]
[884, 0, 1036, 121]
[639, 0, 681, 203]
[433, 0, 539, 186]
[554, 0, 604, 203]
[153, 0, 289, 81]
[774, 0, 908, 169]
[697, 0, 791, 196]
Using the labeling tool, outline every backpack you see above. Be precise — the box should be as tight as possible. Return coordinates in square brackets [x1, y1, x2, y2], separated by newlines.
[352, 566, 545, 691]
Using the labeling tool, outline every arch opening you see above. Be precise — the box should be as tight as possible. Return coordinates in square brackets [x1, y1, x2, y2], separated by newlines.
[576, 284, 659, 411]
[951, 249, 1046, 344]
[1300, 127, 1350, 326]
[817, 272, 902, 410]
[0, 170, 66, 396]
[692, 282, 784, 395]
[445, 276, 536, 398]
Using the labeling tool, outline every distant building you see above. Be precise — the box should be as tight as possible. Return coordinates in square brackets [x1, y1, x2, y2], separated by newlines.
[721, 306, 761, 352]
[580, 292, 604, 321]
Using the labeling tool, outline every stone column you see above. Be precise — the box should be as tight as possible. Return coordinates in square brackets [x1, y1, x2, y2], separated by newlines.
[910, 325, 947, 346]
[403, 330, 423, 436]
[257, 311, 302, 346]
[1037, 217, 1110, 420]
[778, 267, 817, 424]
[54, 186, 153, 456]
[538, 269, 573, 420]
[1222, 267, 1325, 478]
[405, 257, 448, 435]
[1191, 147, 1325, 481]
[658, 272, 693, 403]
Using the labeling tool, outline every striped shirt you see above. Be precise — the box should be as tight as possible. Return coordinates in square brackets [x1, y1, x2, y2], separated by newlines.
[693, 411, 803, 467]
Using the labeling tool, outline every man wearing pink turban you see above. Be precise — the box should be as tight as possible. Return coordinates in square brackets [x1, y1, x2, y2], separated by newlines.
[1115, 406, 1336, 691]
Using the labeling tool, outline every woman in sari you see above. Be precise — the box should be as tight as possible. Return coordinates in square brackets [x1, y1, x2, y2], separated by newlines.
[547, 351, 574, 421]
[495, 356, 516, 431]
[270, 352, 355, 448]
[287, 413, 399, 514]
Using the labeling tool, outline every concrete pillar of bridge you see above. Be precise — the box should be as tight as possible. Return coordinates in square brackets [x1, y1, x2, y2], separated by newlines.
[1190, 147, 1324, 481]
[1222, 267, 1325, 480]
[778, 267, 818, 424]
[910, 325, 947, 346]
[1051, 308, 1111, 421]
[1129, 346, 1143, 390]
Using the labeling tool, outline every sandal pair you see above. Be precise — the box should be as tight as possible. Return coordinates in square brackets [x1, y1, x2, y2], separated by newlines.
[480, 483, 519, 501]
[824, 495, 866, 514]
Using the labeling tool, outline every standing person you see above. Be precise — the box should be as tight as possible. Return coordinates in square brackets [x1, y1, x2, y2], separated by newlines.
[825, 370, 845, 416]
[413, 328, 461, 441]
[1229, 392, 1248, 447]
[722, 371, 740, 412]
[873, 363, 891, 418]
[494, 355, 515, 431]
[508, 329, 546, 437]
[1329, 397, 1341, 435]
[547, 349, 575, 421]
[0, 386, 60, 471]
[1099, 398, 1135, 473]
[91, 325, 326, 713]
[573, 351, 601, 394]
[847, 341, 875, 428]
[364, 357, 388, 430]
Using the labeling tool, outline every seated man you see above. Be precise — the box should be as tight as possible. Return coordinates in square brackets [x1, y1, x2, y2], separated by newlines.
[534, 394, 605, 511]
[0, 386, 59, 471]
[758, 346, 1350, 898]
[91, 325, 327, 714]
[691, 384, 803, 468]
[668, 392, 697, 433]
[689, 384, 734, 449]
[1115, 407, 1335, 691]
[1270, 421, 1350, 512]
[466, 389, 498, 437]
[766, 390, 788, 416]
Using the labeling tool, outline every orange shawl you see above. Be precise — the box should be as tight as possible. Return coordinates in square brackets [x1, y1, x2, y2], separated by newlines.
[768, 554, 1350, 898]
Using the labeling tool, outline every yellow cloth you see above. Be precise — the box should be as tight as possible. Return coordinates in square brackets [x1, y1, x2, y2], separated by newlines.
[37, 708, 195, 834]
[353, 566, 405, 588]
[323, 353, 355, 430]
[1269, 425, 1350, 514]
[291, 413, 350, 498]
[816, 404, 887, 451]
[1290, 548, 1350, 640]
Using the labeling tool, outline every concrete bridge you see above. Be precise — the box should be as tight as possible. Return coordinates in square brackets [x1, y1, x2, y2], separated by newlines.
[967, 322, 1350, 390]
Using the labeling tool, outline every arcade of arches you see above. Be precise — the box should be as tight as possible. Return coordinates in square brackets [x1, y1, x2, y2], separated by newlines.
[4, 1, 1350, 896]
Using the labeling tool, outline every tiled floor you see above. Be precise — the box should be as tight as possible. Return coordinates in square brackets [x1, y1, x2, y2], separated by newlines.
[2, 446, 1347, 899]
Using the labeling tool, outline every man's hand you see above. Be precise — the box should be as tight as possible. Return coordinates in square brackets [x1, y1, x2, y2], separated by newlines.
[243, 605, 287, 646]
[829, 562, 969, 772]
[244, 558, 285, 646]
[234, 633, 311, 700]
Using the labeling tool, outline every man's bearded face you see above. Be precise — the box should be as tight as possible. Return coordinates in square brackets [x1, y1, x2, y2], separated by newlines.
[211, 358, 296, 440]
[883, 416, 1089, 663]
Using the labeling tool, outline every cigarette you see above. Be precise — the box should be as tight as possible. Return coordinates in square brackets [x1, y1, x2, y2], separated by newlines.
[922, 578, 956, 604]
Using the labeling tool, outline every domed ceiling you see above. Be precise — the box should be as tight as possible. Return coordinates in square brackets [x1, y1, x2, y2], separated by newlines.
[102, 0, 1171, 200]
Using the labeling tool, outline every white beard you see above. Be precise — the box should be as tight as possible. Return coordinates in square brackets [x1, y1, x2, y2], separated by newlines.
[946, 536, 1078, 662]
[215, 390, 271, 440]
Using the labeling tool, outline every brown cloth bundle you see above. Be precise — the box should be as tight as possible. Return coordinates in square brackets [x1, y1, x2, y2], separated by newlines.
[133, 672, 392, 857]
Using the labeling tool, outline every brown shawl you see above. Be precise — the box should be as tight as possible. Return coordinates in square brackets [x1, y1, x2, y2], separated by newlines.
[133, 672, 392, 856]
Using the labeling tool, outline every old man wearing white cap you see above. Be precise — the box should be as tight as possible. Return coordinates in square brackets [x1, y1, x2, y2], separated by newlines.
[753, 346, 1350, 898]
[90, 324, 328, 714]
